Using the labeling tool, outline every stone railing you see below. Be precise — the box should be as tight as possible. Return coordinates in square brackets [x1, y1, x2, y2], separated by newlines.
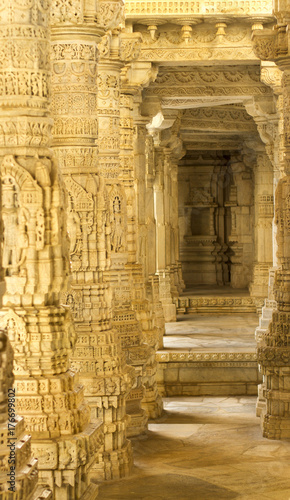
[125, 0, 273, 18]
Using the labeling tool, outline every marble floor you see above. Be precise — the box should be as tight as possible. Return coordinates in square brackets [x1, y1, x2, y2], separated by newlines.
[99, 397, 290, 500]
[163, 314, 258, 352]
[180, 286, 251, 297]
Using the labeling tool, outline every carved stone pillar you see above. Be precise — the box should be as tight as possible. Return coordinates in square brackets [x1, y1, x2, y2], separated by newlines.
[227, 154, 255, 289]
[0, 331, 47, 498]
[119, 59, 163, 421]
[133, 121, 165, 348]
[154, 148, 177, 322]
[97, 34, 162, 433]
[250, 152, 274, 302]
[0, 0, 103, 496]
[50, 6, 135, 480]
[170, 157, 186, 295]
[252, 14, 290, 438]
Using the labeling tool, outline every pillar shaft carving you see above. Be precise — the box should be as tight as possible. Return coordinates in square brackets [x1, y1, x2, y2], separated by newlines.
[0, 0, 103, 496]
[98, 34, 163, 432]
[118, 57, 163, 421]
[0, 332, 47, 498]
[133, 120, 165, 348]
[252, 8, 290, 438]
[50, 13, 135, 480]
[250, 152, 274, 301]
[227, 154, 255, 289]
[154, 147, 178, 322]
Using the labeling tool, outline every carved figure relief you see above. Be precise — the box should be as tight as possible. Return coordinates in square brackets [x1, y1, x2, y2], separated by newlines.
[111, 195, 124, 253]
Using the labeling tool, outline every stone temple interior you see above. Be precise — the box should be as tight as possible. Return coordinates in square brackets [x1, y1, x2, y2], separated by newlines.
[1, 0, 290, 499]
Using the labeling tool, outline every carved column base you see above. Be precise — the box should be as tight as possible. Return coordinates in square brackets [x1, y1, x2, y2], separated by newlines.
[146, 275, 165, 350]
[261, 374, 290, 439]
[0, 333, 49, 500]
[33, 419, 103, 499]
[126, 385, 148, 438]
[142, 359, 163, 419]
[176, 262, 186, 294]
[256, 381, 266, 418]
[157, 271, 177, 322]
[258, 357, 290, 440]
[110, 264, 163, 424]
[250, 262, 272, 300]
[94, 438, 133, 481]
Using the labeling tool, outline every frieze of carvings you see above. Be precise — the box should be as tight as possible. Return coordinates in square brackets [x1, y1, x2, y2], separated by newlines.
[53, 117, 97, 138]
[182, 119, 255, 131]
[174, 295, 256, 312]
[183, 139, 242, 150]
[183, 107, 253, 122]
[181, 108, 256, 131]
[0, 70, 49, 103]
[147, 85, 271, 97]
[156, 351, 257, 362]
[55, 147, 98, 173]
[0, 117, 51, 147]
[138, 46, 258, 62]
[151, 66, 261, 86]
[125, 0, 273, 16]
[51, 43, 97, 63]
[52, 92, 97, 116]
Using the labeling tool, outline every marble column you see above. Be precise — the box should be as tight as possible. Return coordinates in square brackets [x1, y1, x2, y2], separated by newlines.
[227, 154, 255, 289]
[154, 148, 177, 322]
[0, 331, 45, 498]
[252, 14, 290, 438]
[119, 61, 163, 420]
[50, 8, 135, 479]
[250, 152, 274, 302]
[133, 121, 165, 348]
[98, 33, 162, 433]
[0, 0, 103, 496]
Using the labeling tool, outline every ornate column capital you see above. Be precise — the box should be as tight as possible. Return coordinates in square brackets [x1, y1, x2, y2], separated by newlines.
[51, 0, 124, 36]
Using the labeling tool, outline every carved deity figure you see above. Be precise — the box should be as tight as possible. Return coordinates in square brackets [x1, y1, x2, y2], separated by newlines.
[111, 196, 123, 252]
[67, 210, 80, 254]
[2, 208, 28, 275]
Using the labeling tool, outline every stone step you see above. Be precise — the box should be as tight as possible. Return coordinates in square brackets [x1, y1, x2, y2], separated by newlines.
[156, 350, 261, 397]
[174, 295, 257, 314]
[80, 482, 99, 500]
[33, 488, 53, 500]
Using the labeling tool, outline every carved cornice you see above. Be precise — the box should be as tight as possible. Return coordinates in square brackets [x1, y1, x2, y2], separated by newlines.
[157, 350, 257, 363]
[145, 66, 272, 102]
[181, 107, 257, 133]
[125, 0, 273, 20]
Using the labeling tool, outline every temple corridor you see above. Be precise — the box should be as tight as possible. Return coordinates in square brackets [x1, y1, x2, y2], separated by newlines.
[2, 0, 290, 498]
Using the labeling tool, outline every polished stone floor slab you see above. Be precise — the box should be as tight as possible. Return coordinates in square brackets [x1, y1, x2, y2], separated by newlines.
[164, 314, 258, 352]
[180, 286, 251, 297]
[99, 397, 290, 499]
